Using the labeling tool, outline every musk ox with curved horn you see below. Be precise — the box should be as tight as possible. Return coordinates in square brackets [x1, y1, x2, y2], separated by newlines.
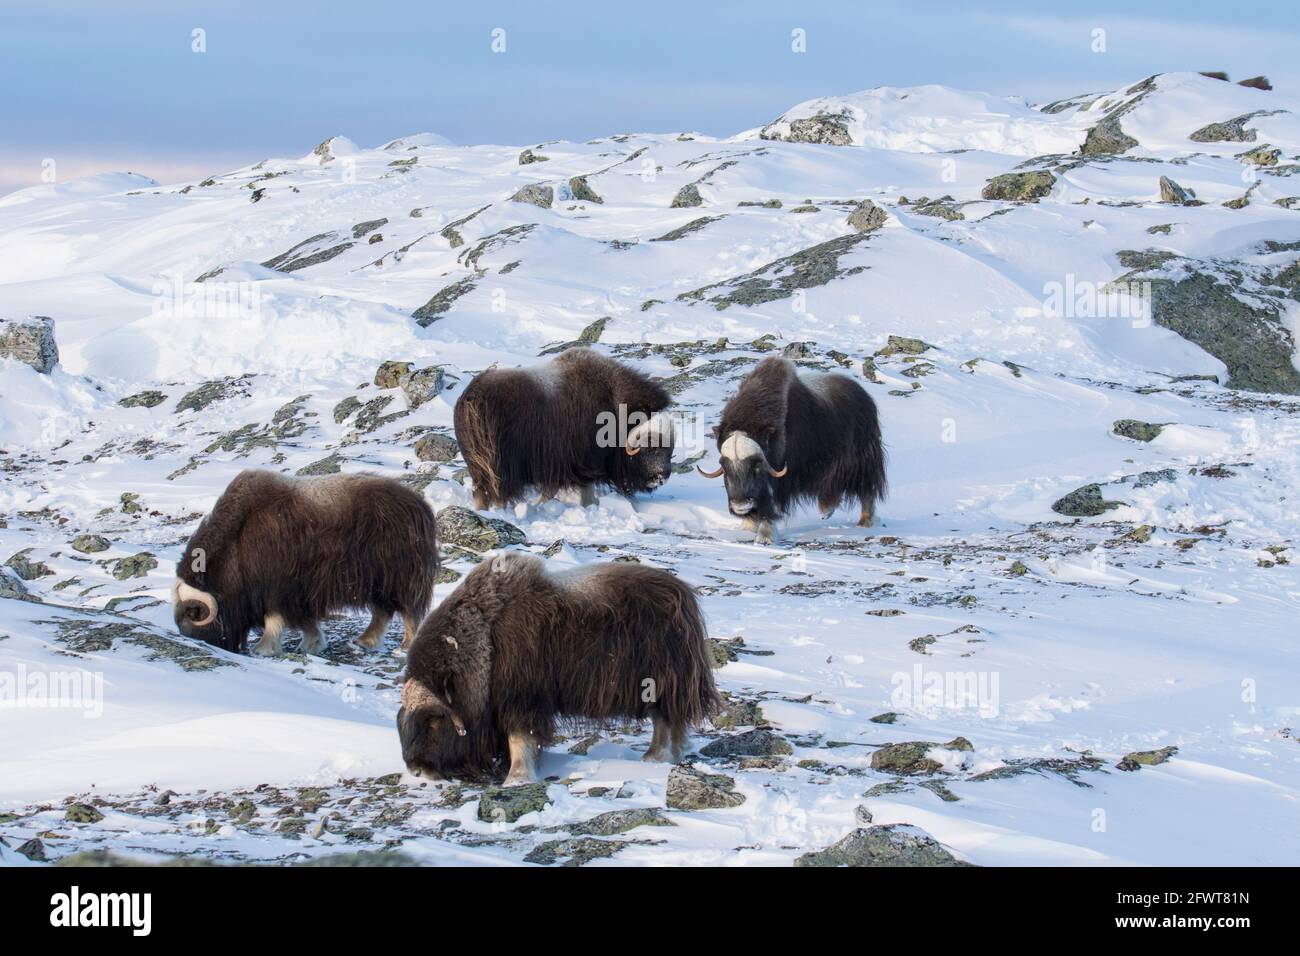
[398, 552, 718, 784]
[453, 347, 676, 510]
[697, 357, 886, 544]
[173, 470, 439, 656]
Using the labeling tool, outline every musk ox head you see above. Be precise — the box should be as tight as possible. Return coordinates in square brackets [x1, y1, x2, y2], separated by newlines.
[397, 561, 503, 780]
[697, 430, 787, 520]
[623, 412, 676, 492]
[172, 577, 223, 642]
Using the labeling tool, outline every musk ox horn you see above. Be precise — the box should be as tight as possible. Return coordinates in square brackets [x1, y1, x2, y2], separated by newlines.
[624, 437, 642, 457]
[767, 463, 788, 478]
[696, 463, 724, 479]
[173, 580, 217, 627]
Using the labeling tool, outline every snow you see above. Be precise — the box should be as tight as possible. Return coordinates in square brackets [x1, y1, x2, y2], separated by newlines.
[1, 71, 1299, 867]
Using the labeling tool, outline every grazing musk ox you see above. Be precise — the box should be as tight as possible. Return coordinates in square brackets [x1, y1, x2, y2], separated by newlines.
[454, 347, 675, 510]
[173, 470, 438, 655]
[697, 357, 885, 543]
[398, 552, 718, 784]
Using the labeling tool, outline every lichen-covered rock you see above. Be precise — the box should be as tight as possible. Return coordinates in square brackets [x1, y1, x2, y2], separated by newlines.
[1159, 176, 1195, 204]
[846, 199, 888, 233]
[1236, 145, 1280, 167]
[296, 453, 345, 476]
[71, 534, 111, 554]
[760, 112, 853, 146]
[118, 390, 166, 409]
[671, 183, 703, 208]
[981, 170, 1055, 201]
[568, 176, 603, 204]
[523, 837, 622, 866]
[1113, 420, 1165, 442]
[795, 825, 970, 867]
[333, 395, 362, 423]
[511, 183, 554, 208]
[1081, 116, 1139, 156]
[351, 218, 387, 239]
[374, 360, 413, 389]
[567, 807, 674, 836]
[412, 277, 477, 326]
[414, 432, 459, 462]
[477, 782, 551, 823]
[175, 378, 245, 414]
[0, 567, 32, 601]
[699, 729, 793, 759]
[518, 148, 549, 165]
[6, 549, 52, 580]
[1116, 745, 1178, 771]
[875, 335, 931, 357]
[0, 315, 58, 373]
[666, 764, 745, 810]
[65, 803, 105, 824]
[1188, 111, 1271, 143]
[435, 505, 525, 551]
[870, 737, 972, 775]
[401, 366, 445, 408]
[1052, 483, 1120, 517]
[112, 552, 158, 581]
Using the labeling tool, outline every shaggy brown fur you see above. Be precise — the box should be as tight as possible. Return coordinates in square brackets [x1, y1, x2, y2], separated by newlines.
[398, 553, 718, 782]
[173, 470, 439, 654]
[705, 357, 886, 540]
[453, 348, 674, 509]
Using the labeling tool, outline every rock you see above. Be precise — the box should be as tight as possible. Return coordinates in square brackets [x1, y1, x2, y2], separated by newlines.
[1189, 111, 1272, 143]
[1236, 145, 1280, 167]
[0, 568, 31, 601]
[16, 838, 45, 862]
[477, 782, 551, 823]
[761, 112, 853, 146]
[435, 505, 526, 551]
[568, 176, 603, 204]
[567, 808, 674, 836]
[518, 148, 550, 165]
[869, 712, 899, 724]
[1159, 176, 1195, 204]
[6, 549, 52, 580]
[511, 183, 554, 208]
[1238, 76, 1272, 90]
[981, 171, 1055, 201]
[333, 395, 362, 423]
[649, 217, 723, 242]
[523, 837, 622, 866]
[870, 737, 972, 776]
[795, 825, 970, 867]
[1081, 116, 1139, 156]
[414, 433, 459, 462]
[1113, 419, 1165, 442]
[71, 534, 111, 554]
[0, 315, 58, 373]
[351, 218, 387, 239]
[678, 232, 873, 310]
[120, 493, 142, 514]
[1116, 745, 1178, 772]
[699, 729, 793, 759]
[111, 552, 158, 581]
[65, 802, 105, 824]
[782, 341, 815, 361]
[118, 390, 166, 409]
[374, 360, 413, 389]
[861, 356, 880, 383]
[671, 184, 703, 208]
[401, 367, 445, 408]
[846, 199, 888, 233]
[175, 378, 244, 414]
[296, 453, 345, 476]
[875, 335, 931, 357]
[412, 277, 477, 326]
[1052, 483, 1120, 517]
[665, 765, 745, 810]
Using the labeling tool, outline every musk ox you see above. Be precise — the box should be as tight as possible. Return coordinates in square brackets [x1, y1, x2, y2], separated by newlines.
[172, 470, 439, 656]
[697, 357, 886, 544]
[398, 552, 718, 784]
[453, 347, 675, 510]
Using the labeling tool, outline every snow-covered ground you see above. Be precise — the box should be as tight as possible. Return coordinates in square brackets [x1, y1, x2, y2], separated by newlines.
[2, 71, 1298, 866]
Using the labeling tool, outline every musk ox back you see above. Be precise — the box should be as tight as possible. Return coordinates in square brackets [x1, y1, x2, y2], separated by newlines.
[698, 357, 885, 543]
[173, 470, 438, 655]
[453, 348, 675, 510]
[398, 552, 718, 784]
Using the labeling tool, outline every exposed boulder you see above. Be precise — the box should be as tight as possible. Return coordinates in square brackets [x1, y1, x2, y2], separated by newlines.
[699, 729, 793, 759]
[71, 534, 111, 554]
[412, 277, 477, 327]
[1238, 76, 1272, 91]
[6, 549, 52, 581]
[0, 316, 58, 373]
[1116, 745, 1178, 772]
[981, 171, 1055, 201]
[518, 148, 550, 165]
[374, 361, 412, 389]
[846, 199, 888, 233]
[401, 367, 445, 408]
[1081, 115, 1139, 156]
[760, 112, 853, 146]
[351, 218, 387, 239]
[1052, 483, 1121, 517]
[666, 764, 745, 810]
[477, 783, 550, 823]
[1159, 176, 1195, 204]
[671, 183, 703, 208]
[568, 176, 603, 204]
[118, 390, 166, 409]
[1112, 420, 1165, 442]
[795, 825, 970, 867]
[414, 432, 459, 462]
[435, 505, 525, 551]
[510, 183, 553, 208]
[870, 737, 972, 775]
[112, 552, 158, 581]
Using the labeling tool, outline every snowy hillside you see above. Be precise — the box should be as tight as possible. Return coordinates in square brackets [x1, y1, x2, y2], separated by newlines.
[2, 70, 1299, 866]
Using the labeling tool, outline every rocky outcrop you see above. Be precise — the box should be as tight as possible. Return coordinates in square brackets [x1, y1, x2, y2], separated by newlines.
[510, 183, 553, 208]
[1113, 420, 1165, 442]
[665, 764, 745, 810]
[477, 783, 550, 823]
[0, 316, 58, 373]
[1188, 110, 1278, 143]
[870, 737, 972, 775]
[414, 433, 458, 462]
[568, 176, 603, 204]
[795, 825, 971, 867]
[435, 506, 525, 551]
[981, 171, 1055, 201]
[1159, 176, 1195, 204]
[671, 183, 703, 208]
[518, 148, 549, 165]
[846, 199, 888, 233]
[1052, 483, 1121, 517]
[760, 112, 853, 146]
[1081, 115, 1139, 156]
[699, 729, 793, 759]
[412, 277, 477, 326]
[678, 231, 873, 310]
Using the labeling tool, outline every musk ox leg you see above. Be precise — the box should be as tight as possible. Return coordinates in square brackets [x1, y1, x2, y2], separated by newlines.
[858, 502, 876, 528]
[301, 623, 325, 656]
[819, 494, 842, 520]
[357, 608, 393, 650]
[744, 517, 774, 545]
[251, 613, 286, 657]
[643, 707, 673, 762]
[399, 611, 421, 652]
[473, 489, 489, 511]
[579, 483, 597, 508]
[504, 731, 541, 785]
